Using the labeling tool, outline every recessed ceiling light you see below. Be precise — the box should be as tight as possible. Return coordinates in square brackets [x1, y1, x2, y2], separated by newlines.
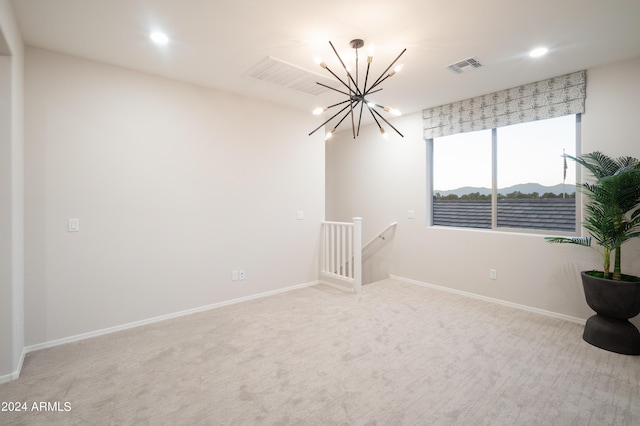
[150, 31, 169, 45]
[529, 47, 548, 58]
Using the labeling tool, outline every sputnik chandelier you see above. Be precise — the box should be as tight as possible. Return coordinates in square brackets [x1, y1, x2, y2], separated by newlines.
[309, 39, 406, 140]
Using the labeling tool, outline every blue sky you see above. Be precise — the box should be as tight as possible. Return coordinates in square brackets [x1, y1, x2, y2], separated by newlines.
[433, 115, 577, 191]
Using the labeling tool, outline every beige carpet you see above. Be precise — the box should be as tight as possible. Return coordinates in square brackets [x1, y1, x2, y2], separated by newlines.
[1, 278, 639, 425]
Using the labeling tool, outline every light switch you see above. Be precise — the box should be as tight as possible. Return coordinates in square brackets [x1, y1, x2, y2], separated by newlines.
[408, 210, 416, 219]
[68, 218, 80, 232]
[296, 211, 304, 220]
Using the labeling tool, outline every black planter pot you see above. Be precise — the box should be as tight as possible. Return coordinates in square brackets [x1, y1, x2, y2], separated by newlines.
[581, 271, 640, 355]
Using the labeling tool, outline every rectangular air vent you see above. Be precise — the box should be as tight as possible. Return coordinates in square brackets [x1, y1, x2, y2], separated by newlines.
[245, 56, 339, 96]
[446, 57, 482, 74]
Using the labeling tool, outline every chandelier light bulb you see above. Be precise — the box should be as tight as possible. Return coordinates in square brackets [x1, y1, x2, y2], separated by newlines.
[367, 102, 377, 108]
[326, 128, 335, 140]
[344, 50, 356, 62]
[367, 43, 375, 57]
[384, 106, 401, 116]
[388, 64, 404, 77]
[313, 106, 327, 115]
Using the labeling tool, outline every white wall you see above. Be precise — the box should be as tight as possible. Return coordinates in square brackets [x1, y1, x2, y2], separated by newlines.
[0, 0, 24, 382]
[24, 47, 325, 346]
[327, 57, 640, 322]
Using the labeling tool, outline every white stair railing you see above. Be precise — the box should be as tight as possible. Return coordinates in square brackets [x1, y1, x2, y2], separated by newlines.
[362, 221, 398, 254]
[320, 217, 362, 293]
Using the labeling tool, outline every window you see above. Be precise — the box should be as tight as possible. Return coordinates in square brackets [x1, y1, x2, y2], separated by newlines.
[430, 114, 579, 233]
[432, 129, 492, 228]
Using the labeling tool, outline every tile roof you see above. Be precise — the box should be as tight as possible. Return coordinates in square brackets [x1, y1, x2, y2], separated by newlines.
[433, 198, 576, 231]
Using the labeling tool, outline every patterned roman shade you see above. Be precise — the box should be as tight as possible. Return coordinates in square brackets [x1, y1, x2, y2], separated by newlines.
[423, 70, 586, 139]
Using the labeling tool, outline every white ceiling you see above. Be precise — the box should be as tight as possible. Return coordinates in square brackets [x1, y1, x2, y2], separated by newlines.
[10, 0, 640, 118]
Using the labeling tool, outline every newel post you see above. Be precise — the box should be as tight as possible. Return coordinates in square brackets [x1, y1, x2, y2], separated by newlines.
[353, 217, 363, 294]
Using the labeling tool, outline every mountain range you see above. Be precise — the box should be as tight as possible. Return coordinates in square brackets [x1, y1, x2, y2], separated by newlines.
[434, 183, 576, 197]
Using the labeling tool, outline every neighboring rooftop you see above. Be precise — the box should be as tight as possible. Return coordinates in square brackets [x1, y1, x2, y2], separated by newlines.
[433, 198, 576, 232]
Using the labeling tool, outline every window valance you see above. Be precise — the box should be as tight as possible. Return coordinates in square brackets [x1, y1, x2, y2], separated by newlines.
[422, 70, 586, 139]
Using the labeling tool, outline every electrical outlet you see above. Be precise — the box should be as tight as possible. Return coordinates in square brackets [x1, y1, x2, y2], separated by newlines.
[489, 269, 497, 280]
[232, 270, 238, 281]
[239, 270, 245, 280]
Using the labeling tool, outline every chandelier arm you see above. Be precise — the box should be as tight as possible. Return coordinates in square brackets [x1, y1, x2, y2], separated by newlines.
[316, 82, 353, 97]
[366, 104, 384, 132]
[333, 100, 360, 133]
[329, 41, 362, 96]
[349, 78, 356, 139]
[362, 61, 372, 94]
[308, 103, 353, 136]
[323, 65, 359, 96]
[363, 87, 383, 97]
[350, 106, 356, 138]
[371, 108, 405, 137]
[356, 100, 365, 137]
[326, 99, 351, 109]
[368, 48, 407, 92]
[369, 73, 391, 91]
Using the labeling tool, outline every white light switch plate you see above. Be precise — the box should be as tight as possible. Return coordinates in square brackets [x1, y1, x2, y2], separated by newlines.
[296, 211, 304, 220]
[68, 218, 80, 232]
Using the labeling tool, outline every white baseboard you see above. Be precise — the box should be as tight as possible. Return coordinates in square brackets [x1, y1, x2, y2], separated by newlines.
[318, 280, 355, 293]
[13, 347, 26, 380]
[0, 372, 11, 384]
[25, 280, 320, 355]
[0, 348, 26, 385]
[390, 274, 586, 325]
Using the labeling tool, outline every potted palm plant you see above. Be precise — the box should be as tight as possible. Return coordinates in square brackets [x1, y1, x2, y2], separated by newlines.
[547, 151, 640, 354]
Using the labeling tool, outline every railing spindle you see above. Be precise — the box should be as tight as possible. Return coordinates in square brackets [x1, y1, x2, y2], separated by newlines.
[319, 218, 363, 293]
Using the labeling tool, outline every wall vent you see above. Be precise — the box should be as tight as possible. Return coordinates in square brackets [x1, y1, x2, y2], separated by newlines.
[446, 57, 482, 74]
[244, 56, 338, 96]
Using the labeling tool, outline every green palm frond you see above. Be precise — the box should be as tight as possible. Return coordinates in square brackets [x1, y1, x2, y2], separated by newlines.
[551, 152, 640, 280]
[545, 236, 592, 246]
[612, 215, 640, 247]
[566, 151, 640, 180]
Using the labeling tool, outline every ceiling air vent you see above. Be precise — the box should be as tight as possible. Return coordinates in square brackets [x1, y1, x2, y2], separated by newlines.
[244, 56, 338, 96]
[446, 57, 482, 74]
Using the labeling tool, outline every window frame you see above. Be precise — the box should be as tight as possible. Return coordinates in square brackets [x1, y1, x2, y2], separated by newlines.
[427, 114, 582, 236]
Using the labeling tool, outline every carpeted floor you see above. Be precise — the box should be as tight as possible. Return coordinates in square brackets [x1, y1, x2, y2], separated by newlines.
[1, 278, 639, 425]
